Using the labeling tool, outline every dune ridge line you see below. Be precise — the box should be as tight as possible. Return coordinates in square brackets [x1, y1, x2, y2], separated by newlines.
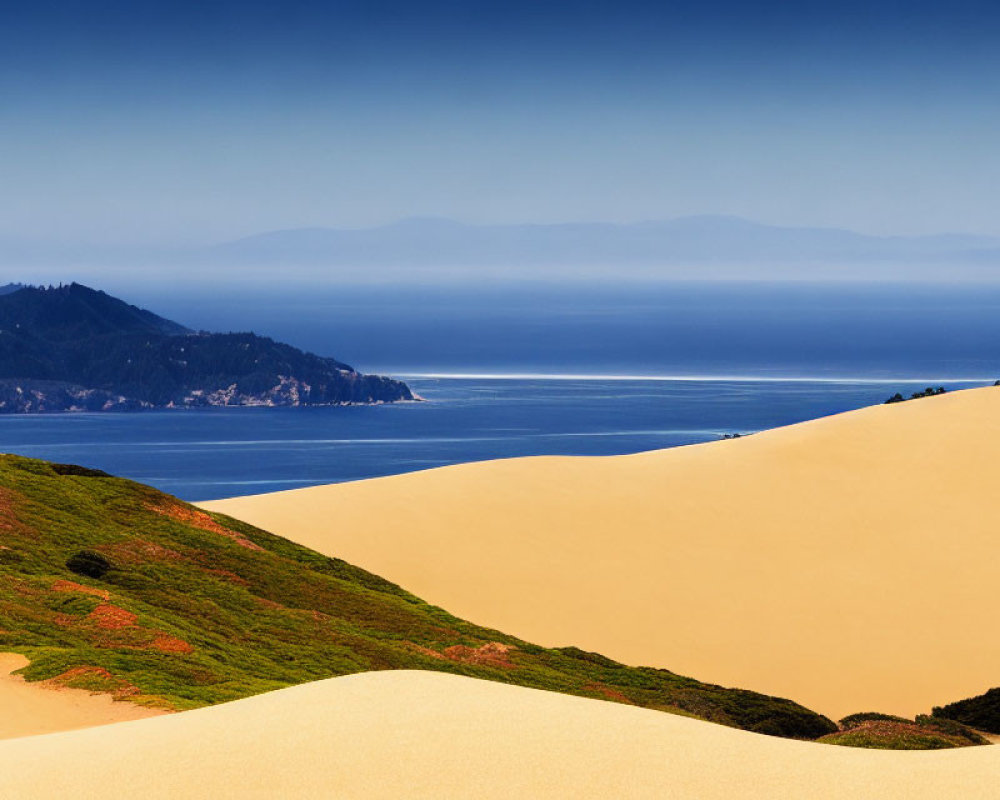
[203, 386, 1000, 719]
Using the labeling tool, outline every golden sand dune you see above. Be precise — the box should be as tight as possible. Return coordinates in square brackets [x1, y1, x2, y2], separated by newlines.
[204, 387, 1000, 719]
[0, 671, 998, 799]
[0, 654, 163, 739]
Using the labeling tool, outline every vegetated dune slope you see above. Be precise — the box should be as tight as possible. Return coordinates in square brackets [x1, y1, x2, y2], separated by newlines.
[0, 453, 833, 741]
[204, 386, 1000, 720]
[0, 654, 163, 740]
[1, 671, 999, 800]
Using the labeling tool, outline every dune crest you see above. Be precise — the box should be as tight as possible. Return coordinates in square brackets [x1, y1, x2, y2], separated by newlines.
[0, 671, 998, 799]
[204, 386, 1000, 719]
[0, 653, 164, 739]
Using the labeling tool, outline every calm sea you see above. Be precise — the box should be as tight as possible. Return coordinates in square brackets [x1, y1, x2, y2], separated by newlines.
[2, 281, 998, 501]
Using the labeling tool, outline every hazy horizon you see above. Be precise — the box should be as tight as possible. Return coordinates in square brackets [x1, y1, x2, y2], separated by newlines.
[5, 213, 1000, 288]
[3, 0, 999, 279]
[7, 213, 1000, 250]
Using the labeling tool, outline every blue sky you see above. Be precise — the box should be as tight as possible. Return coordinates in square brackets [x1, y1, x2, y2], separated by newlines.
[2, 0, 999, 246]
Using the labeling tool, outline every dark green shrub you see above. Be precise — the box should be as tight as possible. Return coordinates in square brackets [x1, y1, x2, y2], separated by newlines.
[50, 463, 112, 478]
[886, 386, 947, 404]
[556, 647, 622, 669]
[65, 550, 113, 579]
[933, 687, 1000, 734]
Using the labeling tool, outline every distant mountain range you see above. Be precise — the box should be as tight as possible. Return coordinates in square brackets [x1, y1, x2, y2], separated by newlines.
[0, 284, 413, 413]
[209, 216, 1000, 271]
[3, 216, 1000, 281]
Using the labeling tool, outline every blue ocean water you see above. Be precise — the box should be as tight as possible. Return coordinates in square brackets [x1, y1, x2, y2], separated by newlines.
[2, 281, 999, 501]
[0, 376, 989, 502]
[132, 281, 1000, 379]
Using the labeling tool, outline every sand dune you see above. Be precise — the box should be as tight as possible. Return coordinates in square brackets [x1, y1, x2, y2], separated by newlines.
[0, 670, 998, 799]
[0, 654, 164, 739]
[204, 387, 1000, 719]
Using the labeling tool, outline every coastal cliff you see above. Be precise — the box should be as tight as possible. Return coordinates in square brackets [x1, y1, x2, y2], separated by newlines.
[0, 284, 413, 412]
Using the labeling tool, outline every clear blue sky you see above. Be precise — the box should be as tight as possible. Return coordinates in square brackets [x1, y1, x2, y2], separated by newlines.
[2, 0, 998, 246]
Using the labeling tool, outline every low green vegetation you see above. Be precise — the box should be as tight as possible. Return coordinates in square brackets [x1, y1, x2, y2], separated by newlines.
[884, 386, 947, 404]
[820, 712, 989, 750]
[934, 687, 1000, 734]
[0, 454, 835, 739]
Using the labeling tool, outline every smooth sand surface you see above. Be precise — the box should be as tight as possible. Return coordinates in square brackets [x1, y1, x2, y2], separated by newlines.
[0, 654, 164, 739]
[1, 671, 999, 799]
[203, 387, 1000, 720]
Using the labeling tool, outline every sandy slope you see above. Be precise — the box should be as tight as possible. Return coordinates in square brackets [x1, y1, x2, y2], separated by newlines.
[204, 386, 1000, 720]
[0, 654, 164, 739]
[0, 671, 998, 799]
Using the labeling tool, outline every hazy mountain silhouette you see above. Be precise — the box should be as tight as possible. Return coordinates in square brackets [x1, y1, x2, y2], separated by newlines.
[209, 216, 1000, 269]
[3, 217, 1000, 281]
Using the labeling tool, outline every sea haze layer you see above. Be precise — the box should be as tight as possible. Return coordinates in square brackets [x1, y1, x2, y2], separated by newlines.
[130, 281, 1000, 380]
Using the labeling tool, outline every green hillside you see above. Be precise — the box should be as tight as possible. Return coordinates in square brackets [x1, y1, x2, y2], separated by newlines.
[818, 713, 989, 750]
[0, 454, 835, 739]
